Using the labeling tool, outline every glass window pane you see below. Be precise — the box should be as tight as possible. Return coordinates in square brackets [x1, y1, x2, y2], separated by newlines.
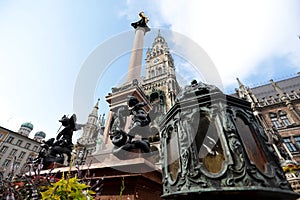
[280, 115, 291, 126]
[283, 138, 297, 152]
[167, 126, 180, 181]
[271, 118, 282, 128]
[236, 117, 268, 173]
[294, 136, 300, 147]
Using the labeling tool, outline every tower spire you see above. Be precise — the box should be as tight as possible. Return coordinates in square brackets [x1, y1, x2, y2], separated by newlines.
[91, 98, 100, 116]
[236, 78, 258, 107]
[236, 78, 247, 98]
[95, 98, 100, 108]
[236, 77, 243, 87]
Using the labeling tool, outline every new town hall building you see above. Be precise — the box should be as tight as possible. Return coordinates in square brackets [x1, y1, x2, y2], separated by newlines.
[234, 74, 300, 192]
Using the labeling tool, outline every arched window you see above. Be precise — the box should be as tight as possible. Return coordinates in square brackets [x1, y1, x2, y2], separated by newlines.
[269, 112, 281, 128]
[158, 67, 162, 75]
[156, 46, 159, 54]
[151, 70, 155, 77]
[278, 110, 291, 126]
[172, 80, 175, 90]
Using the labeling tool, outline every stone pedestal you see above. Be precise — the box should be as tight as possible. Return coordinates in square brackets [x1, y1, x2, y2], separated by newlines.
[45, 158, 162, 200]
[95, 84, 151, 154]
[159, 81, 299, 199]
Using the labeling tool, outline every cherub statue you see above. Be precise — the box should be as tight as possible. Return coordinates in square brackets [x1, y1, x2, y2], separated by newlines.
[32, 114, 77, 169]
[127, 96, 151, 141]
[109, 96, 151, 157]
[53, 114, 76, 148]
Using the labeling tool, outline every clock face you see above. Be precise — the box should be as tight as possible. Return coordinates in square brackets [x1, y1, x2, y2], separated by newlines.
[153, 57, 160, 64]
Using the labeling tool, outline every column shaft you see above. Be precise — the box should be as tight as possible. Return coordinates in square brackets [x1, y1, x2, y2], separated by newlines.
[126, 27, 146, 83]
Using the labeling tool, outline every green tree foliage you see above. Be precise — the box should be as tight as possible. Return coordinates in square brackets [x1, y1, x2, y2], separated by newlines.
[41, 174, 95, 200]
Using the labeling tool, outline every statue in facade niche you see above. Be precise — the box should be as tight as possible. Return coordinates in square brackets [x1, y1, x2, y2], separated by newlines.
[32, 114, 77, 169]
[110, 96, 151, 157]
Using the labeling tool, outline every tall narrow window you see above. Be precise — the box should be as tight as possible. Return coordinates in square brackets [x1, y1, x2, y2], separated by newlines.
[278, 111, 291, 126]
[9, 149, 17, 156]
[283, 138, 297, 152]
[158, 67, 162, 75]
[294, 136, 300, 147]
[2, 159, 11, 167]
[25, 143, 31, 149]
[151, 70, 155, 78]
[16, 139, 23, 146]
[0, 146, 8, 154]
[6, 136, 14, 143]
[18, 151, 26, 159]
[32, 146, 38, 152]
[269, 112, 281, 128]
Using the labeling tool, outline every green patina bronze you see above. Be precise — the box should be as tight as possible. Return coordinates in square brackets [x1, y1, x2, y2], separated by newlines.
[160, 80, 299, 200]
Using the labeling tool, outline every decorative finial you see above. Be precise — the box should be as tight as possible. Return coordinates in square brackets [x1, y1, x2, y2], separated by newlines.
[270, 79, 285, 97]
[236, 77, 244, 87]
[95, 98, 100, 109]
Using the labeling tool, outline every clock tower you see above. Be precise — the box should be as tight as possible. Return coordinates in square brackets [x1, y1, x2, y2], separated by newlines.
[143, 30, 180, 113]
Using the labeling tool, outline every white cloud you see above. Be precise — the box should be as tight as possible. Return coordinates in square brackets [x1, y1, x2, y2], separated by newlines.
[175, 60, 205, 86]
[125, 0, 300, 88]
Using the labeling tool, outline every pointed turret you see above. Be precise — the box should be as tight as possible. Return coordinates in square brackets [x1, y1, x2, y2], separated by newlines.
[270, 79, 300, 120]
[237, 78, 245, 89]
[91, 98, 100, 117]
[146, 48, 151, 60]
[235, 78, 258, 108]
[77, 99, 101, 145]
[236, 78, 249, 99]
[270, 79, 287, 100]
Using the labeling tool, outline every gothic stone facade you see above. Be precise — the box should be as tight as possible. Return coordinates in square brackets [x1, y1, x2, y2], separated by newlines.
[234, 73, 300, 193]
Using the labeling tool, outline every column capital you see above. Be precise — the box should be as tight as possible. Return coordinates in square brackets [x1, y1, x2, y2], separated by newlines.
[135, 26, 150, 34]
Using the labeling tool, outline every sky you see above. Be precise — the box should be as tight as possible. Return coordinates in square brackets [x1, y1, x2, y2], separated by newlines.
[0, 0, 299, 140]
